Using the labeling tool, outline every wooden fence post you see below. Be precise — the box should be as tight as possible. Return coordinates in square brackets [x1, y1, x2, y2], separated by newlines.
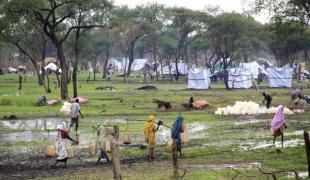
[110, 137, 121, 180]
[172, 140, 179, 179]
[303, 130, 310, 178]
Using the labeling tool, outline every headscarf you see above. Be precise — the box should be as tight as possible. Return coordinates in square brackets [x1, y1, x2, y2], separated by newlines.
[171, 115, 183, 143]
[57, 122, 66, 130]
[271, 105, 286, 133]
[144, 115, 156, 138]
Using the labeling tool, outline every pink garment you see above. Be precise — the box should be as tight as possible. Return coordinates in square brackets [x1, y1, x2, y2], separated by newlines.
[71, 97, 88, 104]
[271, 105, 286, 134]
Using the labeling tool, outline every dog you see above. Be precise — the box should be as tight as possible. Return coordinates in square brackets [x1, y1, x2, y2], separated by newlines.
[153, 99, 172, 110]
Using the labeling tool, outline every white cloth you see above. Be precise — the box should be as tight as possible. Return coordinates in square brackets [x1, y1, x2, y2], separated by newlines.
[228, 68, 252, 89]
[70, 102, 80, 118]
[55, 131, 67, 160]
[267, 67, 293, 88]
[187, 68, 211, 89]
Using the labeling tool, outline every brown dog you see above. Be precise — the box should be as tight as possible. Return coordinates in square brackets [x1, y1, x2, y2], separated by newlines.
[153, 99, 172, 110]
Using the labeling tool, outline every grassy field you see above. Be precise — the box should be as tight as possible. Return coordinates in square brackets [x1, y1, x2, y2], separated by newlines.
[1, 72, 310, 179]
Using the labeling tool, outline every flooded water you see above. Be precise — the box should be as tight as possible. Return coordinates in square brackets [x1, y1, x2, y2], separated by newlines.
[0, 118, 209, 148]
[0, 118, 306, 154]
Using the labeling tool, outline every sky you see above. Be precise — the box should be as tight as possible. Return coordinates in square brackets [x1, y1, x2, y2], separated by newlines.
[113, 0, 270, 23]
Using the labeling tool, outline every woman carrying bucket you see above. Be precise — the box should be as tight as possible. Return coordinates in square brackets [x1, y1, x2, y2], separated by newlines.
[271, 105, 287, 147]
[96, 122, 113, 164]
[171, 114, 184, 156]
[54, 122, 78, 167]
[144, 115, 159, 160]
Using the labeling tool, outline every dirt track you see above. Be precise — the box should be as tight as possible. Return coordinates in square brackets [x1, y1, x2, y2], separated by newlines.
[0, 154, 167, 179]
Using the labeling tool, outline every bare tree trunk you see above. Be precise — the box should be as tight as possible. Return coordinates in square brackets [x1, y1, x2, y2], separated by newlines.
[304, 131, 310, 178]
[18, 74, 22, 90]
[103, 50, 110, 79]
[57, 46, 68, 99]
[127, 43, 134, 76]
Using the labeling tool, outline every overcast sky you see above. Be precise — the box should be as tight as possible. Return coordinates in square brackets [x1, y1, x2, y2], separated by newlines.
[113, 0, 270, 23]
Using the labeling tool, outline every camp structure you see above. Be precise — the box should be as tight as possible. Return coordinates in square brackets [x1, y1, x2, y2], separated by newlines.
[121, 58, 149, 73]
[187, 68, 211, 89]
[267, 66, 293, 88]
[158, 61, 188, 75]
[228, 68, 252, 89]
[107, 58, 122, 73]
[239, 61, 261, 79]
[8, 67, 18, 73]
[44, 62, 61, 74]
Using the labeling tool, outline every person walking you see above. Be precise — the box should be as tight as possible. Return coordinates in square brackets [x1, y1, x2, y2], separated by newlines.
[54, 122, 78, 167]
[271, 105, 287, 147]
[70, 98, 83, 132]
[171, 114, 184, 156]
[144, 115, 160, 160]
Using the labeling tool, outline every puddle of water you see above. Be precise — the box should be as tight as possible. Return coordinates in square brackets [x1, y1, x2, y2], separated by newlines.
[234, 119, 268, 126]
[180, 162, 261, 170]
[0, 119, 209, 148]
[1, 118, 67, 131]
[236, 139, 304, 151]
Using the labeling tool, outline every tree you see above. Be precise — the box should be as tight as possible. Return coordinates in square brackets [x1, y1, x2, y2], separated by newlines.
[4, 0, 112, 99]
[166, 7, 207, 80]
[137, 3, 166, 80]
[260, 22, 310, 66]
[66, 0, 112, 98]
[255, 0, 310, 25]
[0, 2, 50, 92]
[111, 6, 149, 78]
[208, 13, 260, 89]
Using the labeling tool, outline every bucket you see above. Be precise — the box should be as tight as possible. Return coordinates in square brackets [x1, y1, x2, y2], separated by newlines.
[46, 145, 56, 157]
[165, 139, 173, 153]
[181, 131, 189, 143]
[123, 133, 131, 144]
[66, 147, 74, 158]
[89, 143, 96, 156]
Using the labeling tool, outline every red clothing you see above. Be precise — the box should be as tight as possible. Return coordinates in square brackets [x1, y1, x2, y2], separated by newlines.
[60, 130, 69, 139]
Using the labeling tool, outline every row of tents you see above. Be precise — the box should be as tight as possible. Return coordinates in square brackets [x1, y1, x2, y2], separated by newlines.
[188, 65, 294, 89]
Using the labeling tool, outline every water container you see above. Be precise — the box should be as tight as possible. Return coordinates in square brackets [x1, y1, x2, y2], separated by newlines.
[181, 132, 189, 143]
[89, 143, 96, 156]
[166, 139, 173, 153]
[46, 145, 56, 157]
[66, 147, 74, 158]
[123, 133, 131, 144]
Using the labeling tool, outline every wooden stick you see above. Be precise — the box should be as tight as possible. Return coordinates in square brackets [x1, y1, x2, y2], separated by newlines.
[304, 131, 310, 178]
[110, 137, 122, 180]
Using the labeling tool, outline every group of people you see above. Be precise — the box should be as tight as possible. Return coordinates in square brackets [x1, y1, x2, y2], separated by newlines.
[144, 114, 185, 160]
[53, 93, 288, 167]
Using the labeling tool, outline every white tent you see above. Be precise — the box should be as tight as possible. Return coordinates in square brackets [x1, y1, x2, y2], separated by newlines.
[121, 58, 149, 72]
[239, 61, 261, 79]
[8, 67, 17, 73]
[45, 63, 59, 72]
[159, 62, 188, 75]
[187, 68, 211, 89]
[267, 67, 293, 88]
[108, 58, 122, 72]
[228, 68, 252, 89]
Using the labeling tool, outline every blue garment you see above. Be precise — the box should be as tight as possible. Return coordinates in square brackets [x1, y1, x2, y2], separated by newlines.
[171, 115, 183, 144]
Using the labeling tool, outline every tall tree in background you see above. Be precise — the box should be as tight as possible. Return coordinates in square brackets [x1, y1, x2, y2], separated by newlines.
[167, 8, 206, 80]
[255, 0, 310, 25]
[112, 6, 149, 78]
[208, 13, 259, 89]
[0, 3, 50, 92]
